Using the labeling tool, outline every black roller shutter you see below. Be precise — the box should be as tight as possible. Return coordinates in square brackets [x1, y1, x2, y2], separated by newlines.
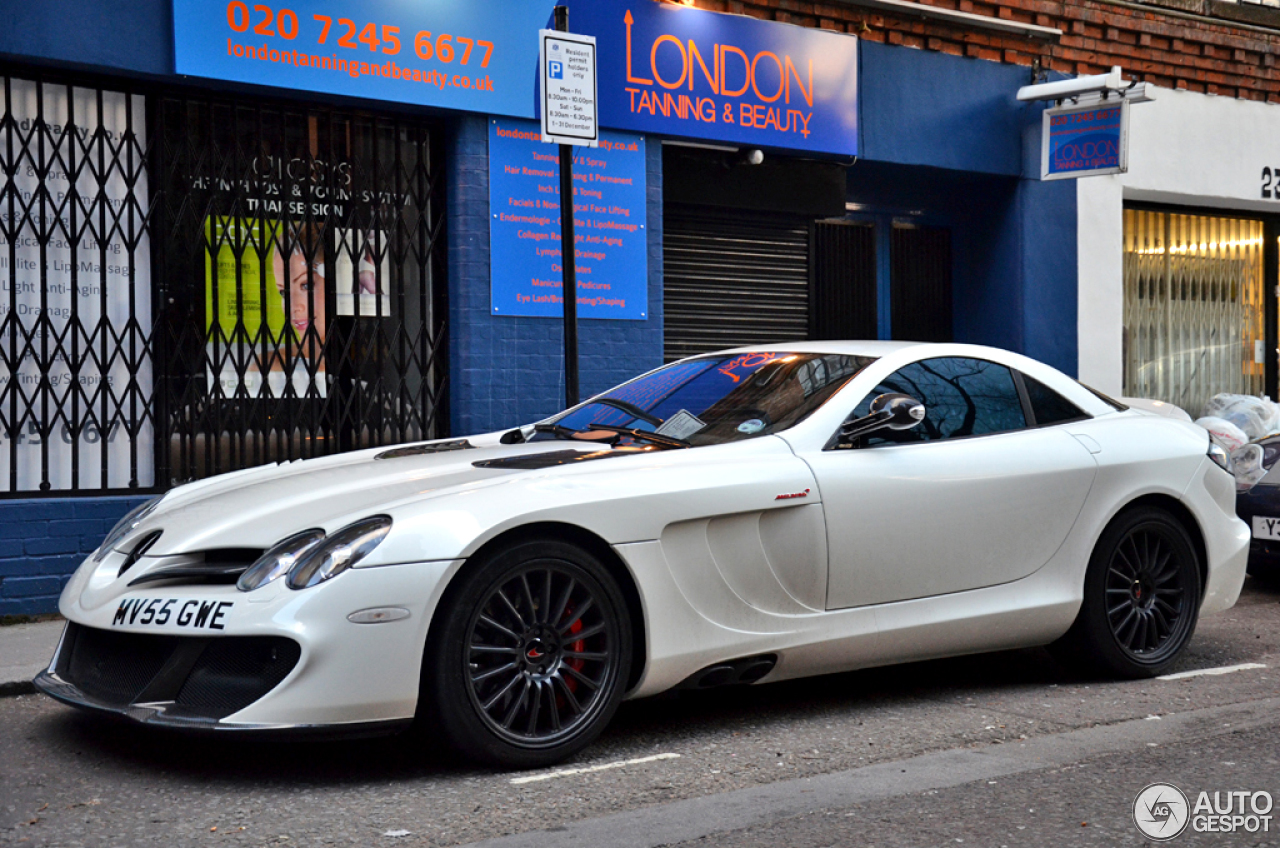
[663, 204, 811, 362]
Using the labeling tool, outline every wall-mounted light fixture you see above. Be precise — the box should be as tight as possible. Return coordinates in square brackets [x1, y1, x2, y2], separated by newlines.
[1017, 65, 1153, 104]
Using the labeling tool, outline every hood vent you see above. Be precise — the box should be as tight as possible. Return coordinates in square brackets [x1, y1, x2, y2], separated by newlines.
[126, 547, 264, 588]
[472, 449, 626, 470]
[375, 439, 474, 460]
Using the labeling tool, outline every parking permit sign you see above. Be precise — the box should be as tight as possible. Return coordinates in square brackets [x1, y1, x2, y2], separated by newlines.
[539, 29, 598, 146]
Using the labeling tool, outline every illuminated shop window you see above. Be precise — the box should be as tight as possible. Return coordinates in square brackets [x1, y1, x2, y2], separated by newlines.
[1123, 208, 1265, 417]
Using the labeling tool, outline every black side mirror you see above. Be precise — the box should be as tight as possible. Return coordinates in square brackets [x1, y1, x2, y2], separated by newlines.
[838, 393, 926, 444]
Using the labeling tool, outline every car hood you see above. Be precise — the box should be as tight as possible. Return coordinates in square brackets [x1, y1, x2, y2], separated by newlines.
[126, 436, 623, 556]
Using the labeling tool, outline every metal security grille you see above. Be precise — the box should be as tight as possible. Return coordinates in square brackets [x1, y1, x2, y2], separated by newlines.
[811, 219, 876, 341]
[891, 222, 952, 343]
[0, 74, 154, 493]
[1123, 208, 1264, 417]
[154, 95, 447, 483]
[663, 205, 810, 362]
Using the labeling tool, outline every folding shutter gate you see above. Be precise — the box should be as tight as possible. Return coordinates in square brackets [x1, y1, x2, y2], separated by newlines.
[663, 205, 811, 362]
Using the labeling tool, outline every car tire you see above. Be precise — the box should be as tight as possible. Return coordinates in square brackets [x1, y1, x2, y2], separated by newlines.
[425, 538, 632, 768]
[1052, 506, 1202, 679]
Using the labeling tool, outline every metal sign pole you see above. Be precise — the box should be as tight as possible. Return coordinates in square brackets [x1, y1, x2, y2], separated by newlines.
[554, 4, 579, 409]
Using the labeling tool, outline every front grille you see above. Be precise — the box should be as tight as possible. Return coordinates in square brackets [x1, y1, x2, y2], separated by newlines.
[174, 637, 301, 717]
[61, 625, 176, 706]
[57, 622, 300, 720]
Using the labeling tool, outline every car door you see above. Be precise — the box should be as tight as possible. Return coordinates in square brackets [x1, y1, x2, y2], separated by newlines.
[798, 356, 1099, 610]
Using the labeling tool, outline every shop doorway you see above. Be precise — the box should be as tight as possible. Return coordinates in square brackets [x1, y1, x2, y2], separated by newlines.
[810, 215, 953, 344]
[811, 219, 877, 340]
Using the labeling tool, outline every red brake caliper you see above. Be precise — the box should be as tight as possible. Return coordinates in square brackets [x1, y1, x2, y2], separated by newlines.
[557, 607, 586, 705]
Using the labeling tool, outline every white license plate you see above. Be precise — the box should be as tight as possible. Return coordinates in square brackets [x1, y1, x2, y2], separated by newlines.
[1252, 516, 1280, 540]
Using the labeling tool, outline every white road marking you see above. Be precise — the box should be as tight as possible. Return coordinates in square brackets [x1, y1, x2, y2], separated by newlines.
[1157, 662, 1267, 681]
[509, 753, 681, 785]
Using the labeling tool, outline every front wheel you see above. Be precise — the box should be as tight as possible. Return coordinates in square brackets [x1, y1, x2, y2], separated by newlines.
[1052, 506, 1202, 679]
[425, 539, 631, 768]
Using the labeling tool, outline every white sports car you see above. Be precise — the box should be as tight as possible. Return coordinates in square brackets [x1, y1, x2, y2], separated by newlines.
[36, 342, 1249, 767]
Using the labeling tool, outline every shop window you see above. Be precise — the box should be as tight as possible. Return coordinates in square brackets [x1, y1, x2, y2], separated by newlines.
[154, 95, 449, 484]
[0, 74, 448, 495]
[1123, 208, 1265, 417]
[0, 74, 154, 493]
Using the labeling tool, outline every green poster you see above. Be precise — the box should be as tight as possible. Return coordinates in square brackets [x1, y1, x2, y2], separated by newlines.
[204, 217, 287, 344]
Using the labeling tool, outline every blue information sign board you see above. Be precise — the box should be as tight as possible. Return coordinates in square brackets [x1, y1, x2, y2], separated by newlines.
[489, 118, 647, 320]
[1042, 100, 1129, 180]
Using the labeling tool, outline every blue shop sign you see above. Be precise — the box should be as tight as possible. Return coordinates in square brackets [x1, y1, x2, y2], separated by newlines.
[173, 0, 554, 117]
[1042, 100, 1129, 180]
[562, 0, 859, 157]
[489, 118, 648, 320]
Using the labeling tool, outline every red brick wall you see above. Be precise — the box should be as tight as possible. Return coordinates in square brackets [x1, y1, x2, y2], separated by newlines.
[687, 0, 1280, 100]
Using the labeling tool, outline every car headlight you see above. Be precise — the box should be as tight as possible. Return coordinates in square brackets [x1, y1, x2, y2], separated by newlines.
[286, 516, 392, 590]
[93, 495, 165, 562]
[1207, 438, 1233, 475]
[237, 528, 326, 593]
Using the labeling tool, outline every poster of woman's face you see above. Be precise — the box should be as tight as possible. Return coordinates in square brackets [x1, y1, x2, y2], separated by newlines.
[204, 218, 329, 399]
[271, 225, 327, 349]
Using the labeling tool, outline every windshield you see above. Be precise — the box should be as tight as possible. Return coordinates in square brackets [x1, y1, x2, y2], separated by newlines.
[542, 352, 875, 448]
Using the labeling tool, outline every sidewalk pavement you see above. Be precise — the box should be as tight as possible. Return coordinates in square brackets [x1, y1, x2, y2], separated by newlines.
[0, 618, 63, 696]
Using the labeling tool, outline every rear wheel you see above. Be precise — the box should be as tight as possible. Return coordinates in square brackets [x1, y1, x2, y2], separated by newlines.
[426, 539, 631, 768]
[1053, 506, 1202, 679]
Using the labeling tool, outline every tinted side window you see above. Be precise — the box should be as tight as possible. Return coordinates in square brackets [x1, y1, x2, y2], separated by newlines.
[1022, 374, 1087, 426]
[850, 357, 1027, 445]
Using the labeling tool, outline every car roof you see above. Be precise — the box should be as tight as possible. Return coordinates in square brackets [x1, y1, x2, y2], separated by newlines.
[705, 340, 1125, 420]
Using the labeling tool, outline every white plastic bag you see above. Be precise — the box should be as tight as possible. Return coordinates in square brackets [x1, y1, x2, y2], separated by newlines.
[1193, 416, 1248, 452]
[1201, 393, 1280, 441]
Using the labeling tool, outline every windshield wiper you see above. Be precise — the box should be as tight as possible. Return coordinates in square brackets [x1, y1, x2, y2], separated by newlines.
[533, 423, 582, 440]
[587, 423, 690, 449]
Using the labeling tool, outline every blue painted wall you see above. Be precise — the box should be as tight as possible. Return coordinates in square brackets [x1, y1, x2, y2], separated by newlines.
[853, 43, 1078, 374]
[0, 0, 173, 76]
[447, 115, 664, 436]
[859, 40, 1031, 176]
[0, 497, 146, 617]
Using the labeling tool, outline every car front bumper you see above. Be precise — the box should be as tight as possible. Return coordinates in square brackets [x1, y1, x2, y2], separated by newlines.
[47, 558, 464, 731]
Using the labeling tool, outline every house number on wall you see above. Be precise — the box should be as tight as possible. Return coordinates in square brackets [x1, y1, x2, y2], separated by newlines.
[1262, 167, 1280, 199]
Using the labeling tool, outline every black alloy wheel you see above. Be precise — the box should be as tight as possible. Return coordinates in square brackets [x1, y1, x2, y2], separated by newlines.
[1103, 521, 1195, 663]
[426, 539, 631, 767]
[1052, 506, 1202, 679]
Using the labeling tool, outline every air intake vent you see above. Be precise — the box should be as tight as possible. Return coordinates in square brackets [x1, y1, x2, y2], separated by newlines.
[127, 548, 265, 588]
[118, 530, 162, 577]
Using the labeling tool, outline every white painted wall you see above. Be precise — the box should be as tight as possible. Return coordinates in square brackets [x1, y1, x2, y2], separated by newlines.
[1076, 89, 1280, 396]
